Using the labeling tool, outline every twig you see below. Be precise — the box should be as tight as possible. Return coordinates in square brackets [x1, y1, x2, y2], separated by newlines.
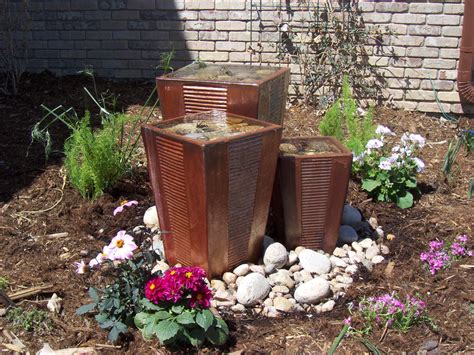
[379, 322, 389, 342]
[95, 344, 122, 349]
[7, 284, 56, 301]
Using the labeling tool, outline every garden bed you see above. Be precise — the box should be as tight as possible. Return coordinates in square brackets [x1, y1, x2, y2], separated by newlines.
[0, 74, 472, 353]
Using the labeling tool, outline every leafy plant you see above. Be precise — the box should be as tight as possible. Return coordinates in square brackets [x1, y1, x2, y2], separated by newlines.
[76, 246, 160, 342]
[353, 130, 425, 208]
[6, 307, 52, 333]
[442, 130, 473, 186]
[276, 1, 387, 106]
[134, 266, 229, 348]
[0, 276, 9, 289]
[319, 76, 376, 155]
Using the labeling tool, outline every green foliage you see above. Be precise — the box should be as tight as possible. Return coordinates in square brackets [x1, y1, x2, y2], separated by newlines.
[76, 250, 159, 342]
[468, 179, 474, 199]
[0, 276, 9, 289]
[63, 112, 131, 199]
[135, 299, 229, 348]
[319, 77, 376, 155]
[442, 130, 473, 187]
[6, 307, 52, 334]
[328, 324, 349, 355]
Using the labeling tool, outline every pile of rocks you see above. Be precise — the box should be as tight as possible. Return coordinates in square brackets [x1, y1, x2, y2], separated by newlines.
[208, 236, 389, 317]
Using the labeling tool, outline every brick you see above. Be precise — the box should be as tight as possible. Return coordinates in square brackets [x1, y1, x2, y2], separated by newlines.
[375, 3, 408, 13]
[199, 52, 229, 62]
[57, 11, 84, 21]
[391, 36, 424, 47]
[113, 31, 141, 40]
[216, 41, 246, 52]
[229, 32, 257, 42]
[200, 10, 228, 20]
[425, 37, 459, 48]
[437, 92, 460, 103]
[229, 52, 250, 62]
[359, 2, 375, 12]
[378, 67, 405, 78]
[186, 41, 215, 51]
[83, 11, 111, 20]
[128, 20, 156, 30]
[423, 59, 457, 70]
[74, 41, 101, 49]
[47, 59, 76, 68]
[127, 0, 156, 9]
[142, 31, 169, 40]
[59, 31, 86, 40]
[114, 69, 143, 78]
[405, 68, 437, 79]
[392, 14, 425, 24]
[33, 31, 60, 40]
[386, 24, 407, 35]
[406, 47, 439, 58]
[44, 1, 70, 11]
[261, 53, 280, 63]
[99, 0, 127, 10]
[101, 59, 129, 68]
[185, 0, 214, 10]
[216, 21, 246, 31]
[384, 89, 404, 100]
[440, 49, 459, 60]
[409, 3, 443, 14]
[451, 104, 474, 114]
[61, 50, 86, 58]
[102, 40, 128, 50]
[408, 25, 441, 36]
[29, 40, 48, 49]
[48, 40, 74, 49]
[199, 31, 228, 41]
[417, 102, 450, 113]
[387, 78, 420, 89]
[216, 0, 246, 10]
[111, 10, 140, 20]
[362, 13, 391, 23]
[156, 21, 185, 30]
[229, 10, 256, 20]
[86, 31, 113, 40]
[443, 4, 464, 15]
[185, 21, 214, 31]
[394, 101, 417, 111]
[101, 20, 128, 30]
[427, 15, 460, 26]
[170, 31, 197, 40]
[179, 11, 199, 20]
[71, 0, 97, 10]
[438, 70, 457, 80]
[442, 27, 462, 37]
[392, 58, 423, 68]
[129, 59, 158, 69]
[34, 49, 60, 58]
[156, 0, 185, 10]
[420, 80, 454, 91]
[368, 56, 388, 67]
[405, 90, 436, 101]
[88, 49, 136, 59]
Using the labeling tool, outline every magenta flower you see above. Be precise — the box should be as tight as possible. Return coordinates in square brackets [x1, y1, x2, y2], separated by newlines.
[113, 200, 138, 216]
[107, 230, 138, 260]
[343, 317, 352, 325]
[189, 283, 213, 309]
[74, 260, 88, 274]
[456, 234, 469, 243]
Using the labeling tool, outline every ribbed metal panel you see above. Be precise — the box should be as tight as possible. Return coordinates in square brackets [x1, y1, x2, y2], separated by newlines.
[227, 136, 263, 267]
[156, 137, 192, 265]
[183, 85, 228, 114]
[268, 75, 286, 124]
[300, 158, 333, 249]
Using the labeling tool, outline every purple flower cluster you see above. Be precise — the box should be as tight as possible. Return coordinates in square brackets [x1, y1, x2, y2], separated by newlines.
[145, 266, 213, 309]
[420, 235, 472, 275]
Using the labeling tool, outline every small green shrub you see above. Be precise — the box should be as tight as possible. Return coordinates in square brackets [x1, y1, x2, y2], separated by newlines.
[319, 76, 376, 155]
[0, 276, 9, 289]
[6, 307, 52, 333]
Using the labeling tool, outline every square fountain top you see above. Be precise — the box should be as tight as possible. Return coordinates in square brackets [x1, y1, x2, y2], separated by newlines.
[162, 63, 282, 84]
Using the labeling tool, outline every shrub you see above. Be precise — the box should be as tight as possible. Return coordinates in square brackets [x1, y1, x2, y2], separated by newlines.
[319, 76, 376, 155]
[6, 307, 52, 334]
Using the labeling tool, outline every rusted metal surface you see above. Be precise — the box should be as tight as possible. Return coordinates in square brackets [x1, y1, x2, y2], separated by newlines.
[157, 63, 290, 125]
[142, 110, 282, 277]
[272, 137, 352, 254]
[458, 0, 474, 103]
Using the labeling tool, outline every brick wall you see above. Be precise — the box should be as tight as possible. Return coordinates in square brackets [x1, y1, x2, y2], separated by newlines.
[1, 0, 472, 114]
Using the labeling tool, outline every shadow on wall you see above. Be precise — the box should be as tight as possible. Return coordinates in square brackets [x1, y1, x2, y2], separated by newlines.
[0, 0, 191, 202]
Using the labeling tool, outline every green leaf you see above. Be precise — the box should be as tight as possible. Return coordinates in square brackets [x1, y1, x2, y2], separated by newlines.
[206, 326, 228, 345]
[76, 303, 96, 315]
[362, 179, 381, 192]
[88, 287, 99, 303]
[143, 321, 155, 340]
[176, 311, 194, 325]
[154, 311, 171, 320]
[134, 312, 151, 329]
[184, 327, 205, 347]
[95, 313, 108, 324]
[141, 298, 164, 311]
[396, 191, 414, 209]
[405, 178, 417, 188]
[328, 325, 349, 355]
[196, 309, 214, 332]
[155, 320, 180, 343]
[216, 318, 229, 334]
[171, 304, 185, 314]
[109, 326, 120, 342]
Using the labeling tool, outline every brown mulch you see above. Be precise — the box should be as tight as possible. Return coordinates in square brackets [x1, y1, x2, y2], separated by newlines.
[0, 74, 473, 354]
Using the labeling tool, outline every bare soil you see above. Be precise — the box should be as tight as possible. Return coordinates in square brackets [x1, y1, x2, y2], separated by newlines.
[0, 74, 473, 354]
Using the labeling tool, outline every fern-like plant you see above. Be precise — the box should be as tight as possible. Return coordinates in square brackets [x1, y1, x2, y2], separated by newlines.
[319, 76, 376, 155]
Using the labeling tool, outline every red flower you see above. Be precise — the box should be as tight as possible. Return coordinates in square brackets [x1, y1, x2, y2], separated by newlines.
[145, 277, 167, 303]
[189, 283, 213, 309]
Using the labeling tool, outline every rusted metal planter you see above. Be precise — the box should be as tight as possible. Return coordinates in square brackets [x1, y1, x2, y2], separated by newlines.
[272, 137, 352, 254]
[157, 63, 290, 125]
[142, 110, 282, 277]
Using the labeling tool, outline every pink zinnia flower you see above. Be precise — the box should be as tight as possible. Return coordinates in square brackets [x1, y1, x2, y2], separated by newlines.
[113, 200, 138, 216]
[107, 230, 137, 260]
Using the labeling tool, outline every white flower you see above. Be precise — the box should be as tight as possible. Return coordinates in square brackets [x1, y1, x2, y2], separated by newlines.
[379, 160, 392, 171]
[413, 157, 425, 173]
[107, 230, 138, 261]
[74, 260, 88, 274]
[89, 245, 112, 268]
[366, 139, 384, 149]
[353, 151, 365, 163]
[376, 125, 395, 136]
[409, 134, 426, 148]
